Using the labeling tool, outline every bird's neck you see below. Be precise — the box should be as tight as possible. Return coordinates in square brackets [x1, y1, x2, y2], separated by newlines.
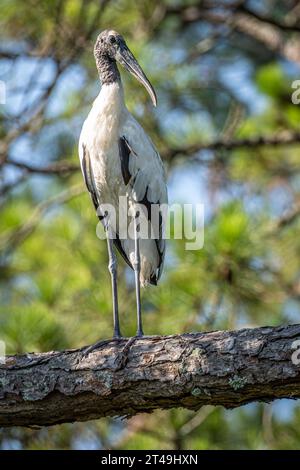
[93, 80, 125, 130]
[96, 54, 120, 85]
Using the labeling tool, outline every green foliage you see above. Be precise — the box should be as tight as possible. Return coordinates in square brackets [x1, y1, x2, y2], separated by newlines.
[256, 63, 288, 99]
[0, 303, 67, 354]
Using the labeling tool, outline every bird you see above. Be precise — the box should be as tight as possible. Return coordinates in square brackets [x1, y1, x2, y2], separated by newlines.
[78, 30, 168, 338]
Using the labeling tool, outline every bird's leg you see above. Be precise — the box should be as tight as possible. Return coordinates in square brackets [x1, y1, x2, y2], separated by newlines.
[106, 226, 122, 338]
[133, 212, 143, 337]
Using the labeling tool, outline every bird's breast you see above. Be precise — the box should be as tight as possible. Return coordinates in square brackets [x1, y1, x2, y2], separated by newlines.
[79, 84, 128, 191]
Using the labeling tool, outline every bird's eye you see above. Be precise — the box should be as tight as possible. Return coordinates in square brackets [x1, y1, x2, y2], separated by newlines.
[109, 36, 116, 44]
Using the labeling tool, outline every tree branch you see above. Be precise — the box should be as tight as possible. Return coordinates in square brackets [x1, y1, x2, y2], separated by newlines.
[164, 131, 300, 161]
[7, 159, 80, 175]
[236, 4, 300, 33]
[1, 324, 300, 427]
[160, 3, 300, 65]
[6, 131, 300, 177]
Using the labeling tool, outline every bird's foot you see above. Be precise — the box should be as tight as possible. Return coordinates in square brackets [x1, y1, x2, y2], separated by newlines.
[135, 329, 144, 337]
[114, 336, 140, 371]
[113, 328, 122, 339]
[82, 336, 123, 357]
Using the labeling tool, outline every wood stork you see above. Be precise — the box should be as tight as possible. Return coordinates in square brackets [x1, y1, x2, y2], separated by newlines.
[79, 30, 167, 338]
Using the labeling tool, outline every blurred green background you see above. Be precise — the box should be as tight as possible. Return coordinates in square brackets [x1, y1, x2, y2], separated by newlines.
[1, 0, 300, 450]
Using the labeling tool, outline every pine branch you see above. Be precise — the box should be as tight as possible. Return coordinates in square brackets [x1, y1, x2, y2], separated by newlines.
[1, 324, 300, 427]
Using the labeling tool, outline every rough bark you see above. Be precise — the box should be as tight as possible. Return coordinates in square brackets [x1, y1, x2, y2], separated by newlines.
[1, 324, 300, 427]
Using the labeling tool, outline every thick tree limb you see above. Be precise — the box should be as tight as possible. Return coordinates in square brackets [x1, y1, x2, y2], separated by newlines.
[1, 324, 300, 427]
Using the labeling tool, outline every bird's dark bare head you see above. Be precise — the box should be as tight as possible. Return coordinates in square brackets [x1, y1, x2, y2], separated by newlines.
[94, 30, 157, 106]
[94, 30, 125, 61]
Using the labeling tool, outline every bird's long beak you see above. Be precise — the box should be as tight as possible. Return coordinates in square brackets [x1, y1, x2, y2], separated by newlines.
[116, 45, 157, 107]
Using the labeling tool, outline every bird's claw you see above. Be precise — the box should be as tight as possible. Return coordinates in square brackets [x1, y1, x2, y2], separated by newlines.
[81, 337, 123, 357]
[113, 336, 140, 370]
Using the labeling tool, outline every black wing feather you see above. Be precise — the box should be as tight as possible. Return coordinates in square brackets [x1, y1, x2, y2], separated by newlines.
[118, 136, 132, 186]
[137, 185, 165, 285]
[113, 235, 132, 269]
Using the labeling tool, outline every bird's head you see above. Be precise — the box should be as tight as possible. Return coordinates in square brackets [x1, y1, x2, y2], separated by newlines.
[94, 29, 157, 107]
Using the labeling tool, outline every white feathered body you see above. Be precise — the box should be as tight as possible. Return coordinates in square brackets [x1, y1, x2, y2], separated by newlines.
[79, 82, 167, 286]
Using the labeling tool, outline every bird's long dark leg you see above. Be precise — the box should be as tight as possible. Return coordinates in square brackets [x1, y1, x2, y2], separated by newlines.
[106, 226, 121, 338]
[133, 212, 143, 336]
